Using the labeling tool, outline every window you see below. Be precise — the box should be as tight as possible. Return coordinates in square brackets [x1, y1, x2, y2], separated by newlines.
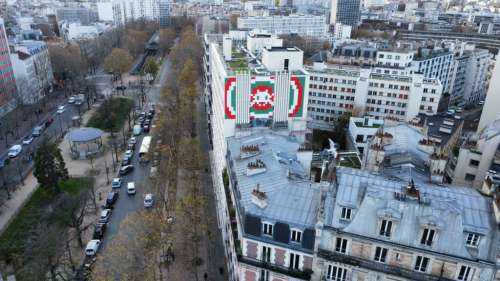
[341, 207, 352, 220]
[263, 223, 273, 236]
[335, 237, 348, 254]
[262, 246, 271, 262]
[379, 220, 392, 237]
[457, 265, 473, 281]
[469, 159, 480, 167]
[289, 253, 300, 270]
[291, 230, 302, 243]
[466, 233, 480, 247]
[420, 228, 435, 246]
[414, 256, 429, 272]
[465, 173, 476, 181]
[260, 269, 270, 281]
[374, 246, 388, 263]
[326, 265, 347, 281]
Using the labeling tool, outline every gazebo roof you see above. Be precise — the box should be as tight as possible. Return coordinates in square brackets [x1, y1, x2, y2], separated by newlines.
[68, 127, 103, 143]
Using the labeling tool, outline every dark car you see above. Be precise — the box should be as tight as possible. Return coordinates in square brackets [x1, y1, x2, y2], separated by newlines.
[147, 112, 154, 119]
[119, 165, 134, 175]
[116, 85, 127, 91]
[143, 124, 150, 133]
[45, 117, 54, 127]
[105, 191, 119, 208]
[93, 223, 107, 239]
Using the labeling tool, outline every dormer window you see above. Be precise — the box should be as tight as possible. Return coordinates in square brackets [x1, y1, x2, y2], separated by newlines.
[379, 219, 392, 237]
[263, 222, 273, 236]
[420, 228, 435, 246]
[465, 233, 480, 247]
[341, 207, 352, 220]
[291, 229, 302, 243]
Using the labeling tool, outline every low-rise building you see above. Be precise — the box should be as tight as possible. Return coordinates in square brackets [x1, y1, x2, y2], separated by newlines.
[348, 116, 384, 157]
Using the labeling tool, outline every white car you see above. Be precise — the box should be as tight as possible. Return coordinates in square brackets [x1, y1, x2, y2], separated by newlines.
[98, 209, 112, 223]
[127, 182, 136, 195]
[111, 178, 122, 189]
[8, 145, 22, 158]
[124, 149, 133, 159]
[85, 239, 101, 257]
[144, 193, 153, 208]
[56, 105, 65, 114]
[68, 96, 76, 104]
[22, 136, 34, 145]
[129, 137, 137, 145]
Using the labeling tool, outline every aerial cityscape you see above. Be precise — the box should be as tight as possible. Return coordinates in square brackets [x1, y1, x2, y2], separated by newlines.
[0, 0, 500, 280]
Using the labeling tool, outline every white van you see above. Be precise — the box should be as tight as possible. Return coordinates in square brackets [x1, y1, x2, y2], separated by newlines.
[127, 182, 136, 195]
[85, 239, 101, 256]
[133, 125, 141, 136]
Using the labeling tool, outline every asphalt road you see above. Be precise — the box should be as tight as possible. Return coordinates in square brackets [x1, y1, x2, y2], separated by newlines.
[0, 101, 87, 188]
[98, 57, 171, 250]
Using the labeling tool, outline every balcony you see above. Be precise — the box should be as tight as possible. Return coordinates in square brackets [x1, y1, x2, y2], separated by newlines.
[317, 249, 454, 281]
[238, 255, 312, 280]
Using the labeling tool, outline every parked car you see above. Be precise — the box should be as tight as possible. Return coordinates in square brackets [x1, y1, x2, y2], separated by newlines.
[138, 116, 145, 125]
[119, 165, 134, 175]
[93, 224, 107, 239]
[32, 126, 43, 137]
[68, 96, 76, 104]
[98, 209, 112, 224]
[111, 178, 122, 189]
[124, 150, 133, 159]
[127, 143, 135, 151]
[22, 136, 34, 145]
[129, 137, 137, 145]
[133, 125, 141, 136]
[127, 182, 136, 195]
[116, 85, 127, 91]
[56, 105, 65, 114]
[121, 156, 131, 166]
[478, 100, 485, 105]
[143, 124, 150, 133]
[144, 193, 153, 208]
[8, 145, 22, 158]
[105, 191, 119, 208]
[85, 239, 101, 257]
[45, 117, 54, 127]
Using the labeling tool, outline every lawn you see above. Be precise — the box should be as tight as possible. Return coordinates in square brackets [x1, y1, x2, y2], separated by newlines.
[0, 177, 93, 266]
[86, 97, 134, 132]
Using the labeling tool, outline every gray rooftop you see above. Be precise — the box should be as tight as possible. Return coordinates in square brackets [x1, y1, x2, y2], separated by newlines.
[227, 131, 322, 229]
[68, 127, 103, 142]
[328, 167, 497, 262]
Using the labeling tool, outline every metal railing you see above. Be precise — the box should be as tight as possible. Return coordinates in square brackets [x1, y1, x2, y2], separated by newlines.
[238, 255, 312, 280]
[317, 249, 454, 281]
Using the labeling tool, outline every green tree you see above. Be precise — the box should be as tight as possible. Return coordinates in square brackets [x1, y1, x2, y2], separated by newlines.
[332, 112, 352, 150]
[33, 138, 68, 191]
[143, 57, 159, 79]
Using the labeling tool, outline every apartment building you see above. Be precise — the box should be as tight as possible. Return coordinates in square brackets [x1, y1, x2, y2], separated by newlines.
[449, 48, 492, 105]
[237, 14, 329, 38]
[447, 117, 500, 188]
[478, 55, 500, 132]
[9, 40, 53, 104]
[313, 167, 499, 281]
[204, 31, 310, 281]
[411, 48, 453, 93]
[306, 62, 442, 130]
[0, 18, 17, 117]
[111, 0, 170, 26]
[330, 0, 361, 26]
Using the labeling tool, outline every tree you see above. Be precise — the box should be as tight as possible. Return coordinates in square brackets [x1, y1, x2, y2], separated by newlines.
[33, 138, 68, 191]
[159, 28, 176, 56]
[332, 112, 352, 150]
[125, 29, 148, 58]
[143, 57, 159, 80]
[103, 48, 133, 90]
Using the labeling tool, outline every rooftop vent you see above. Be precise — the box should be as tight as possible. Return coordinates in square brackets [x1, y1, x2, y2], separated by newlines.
[251, 184, 267, 209]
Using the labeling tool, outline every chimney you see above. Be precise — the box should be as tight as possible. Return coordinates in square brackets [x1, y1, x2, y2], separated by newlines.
[251, 184, 267, 209]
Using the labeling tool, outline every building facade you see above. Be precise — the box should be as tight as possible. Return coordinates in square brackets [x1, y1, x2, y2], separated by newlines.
[237, 14, 329, 38]
[330, 0, 361, 26]
[478, 55, 500, 132]
[112, 0, 170, 26]
[411, 48, 453, 94]
[9, 40, 53, 104]
[0, 18, 17, 117]
[306, 62, 442, 130]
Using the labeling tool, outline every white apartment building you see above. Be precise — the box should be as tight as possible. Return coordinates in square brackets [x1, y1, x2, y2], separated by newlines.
[111, 0, 170, 26]
[348, 116, 384, 156]
[204, 32, 310, 281]
[306, 62, 442, 130]
[478, 55, 500, 132]
[9, 40, 53, 104]
[237, 14, 329, 38]
[411, 48, 453, 93]
[448, 116, 500, 188]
